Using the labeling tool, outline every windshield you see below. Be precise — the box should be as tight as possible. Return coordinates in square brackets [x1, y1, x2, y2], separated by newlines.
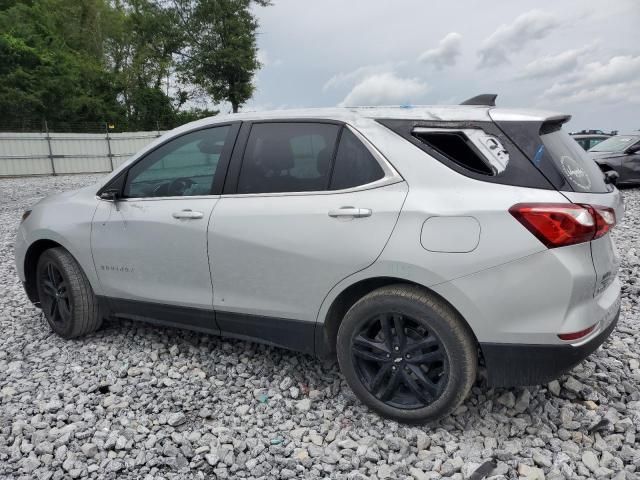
[589, 135, 640, 153]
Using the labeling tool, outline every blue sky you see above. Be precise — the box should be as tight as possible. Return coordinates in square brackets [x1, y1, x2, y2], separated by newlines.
[240, 0, 639, 132]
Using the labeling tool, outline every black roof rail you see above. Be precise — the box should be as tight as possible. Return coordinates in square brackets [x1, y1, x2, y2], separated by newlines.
[460, 94, 498, 107]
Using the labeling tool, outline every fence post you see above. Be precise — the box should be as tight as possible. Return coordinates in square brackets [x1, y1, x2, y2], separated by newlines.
[105, 122, 114, 171]
[44, 120, 57, 176]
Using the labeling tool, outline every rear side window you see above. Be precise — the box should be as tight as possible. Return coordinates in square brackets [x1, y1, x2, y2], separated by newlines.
[413, 131, 494, 175]
[539, 126, 608, 193]
[330, 129, 385, 190]
[237, 123, 340, 194]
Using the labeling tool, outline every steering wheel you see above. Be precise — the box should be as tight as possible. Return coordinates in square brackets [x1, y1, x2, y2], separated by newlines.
[166, 177, 195, 196]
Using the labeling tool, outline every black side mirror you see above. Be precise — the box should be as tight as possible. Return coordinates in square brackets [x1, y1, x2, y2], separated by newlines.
[626, 144, 640, 154]
[99, 189, 120, 201]
[603, 170, 619, 185]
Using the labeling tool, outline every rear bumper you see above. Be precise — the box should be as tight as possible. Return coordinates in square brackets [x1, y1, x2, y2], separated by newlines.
[480, 308, 619, 387]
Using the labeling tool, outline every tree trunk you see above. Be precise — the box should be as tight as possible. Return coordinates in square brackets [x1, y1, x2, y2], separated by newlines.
[232, 101, 239, 113]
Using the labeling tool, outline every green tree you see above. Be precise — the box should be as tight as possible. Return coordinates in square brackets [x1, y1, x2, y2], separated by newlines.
[174, 0, 269, 113]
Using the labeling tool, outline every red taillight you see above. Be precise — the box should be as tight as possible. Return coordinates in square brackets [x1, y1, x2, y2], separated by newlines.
[558, 324, 596, 341]
[591, 205, 616, 239]
[509, 203, 616, 248]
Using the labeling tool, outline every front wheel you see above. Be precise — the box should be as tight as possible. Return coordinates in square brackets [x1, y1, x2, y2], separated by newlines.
[36, 247, 102, 338]
[337, 285, 477, 423]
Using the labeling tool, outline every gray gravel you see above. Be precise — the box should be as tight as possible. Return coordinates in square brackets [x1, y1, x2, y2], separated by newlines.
[1, 174, 639, 480]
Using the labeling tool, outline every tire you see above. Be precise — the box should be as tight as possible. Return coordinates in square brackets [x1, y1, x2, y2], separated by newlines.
[336, 284, 477, 424]
[36, 247, 102, 338]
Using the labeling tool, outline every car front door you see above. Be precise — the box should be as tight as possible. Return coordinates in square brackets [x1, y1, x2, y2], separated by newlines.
[208, 121, 408, 352]
[91, 123, 238, 322]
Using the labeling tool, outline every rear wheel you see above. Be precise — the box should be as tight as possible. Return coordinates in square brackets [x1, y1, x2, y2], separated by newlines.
[36, 247, 102, 338]
[337, 285, 477, 423]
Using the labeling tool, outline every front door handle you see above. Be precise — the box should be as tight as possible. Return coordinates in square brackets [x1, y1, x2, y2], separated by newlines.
[328, 207, 372, 218]
[172, 209, 204, 219]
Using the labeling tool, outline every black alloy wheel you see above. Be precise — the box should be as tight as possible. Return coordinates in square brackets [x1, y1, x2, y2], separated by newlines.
[39, 261, 72, 326]
[351, 313, 448, 409]
[35, 247, 103, 338]
[337, 284, 477, 423]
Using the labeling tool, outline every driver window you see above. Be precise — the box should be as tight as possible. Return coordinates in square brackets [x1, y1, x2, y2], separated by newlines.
[124, 125, 230, 198]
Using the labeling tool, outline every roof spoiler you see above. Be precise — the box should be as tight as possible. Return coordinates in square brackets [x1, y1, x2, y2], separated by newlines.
[460, 94, 497, 107]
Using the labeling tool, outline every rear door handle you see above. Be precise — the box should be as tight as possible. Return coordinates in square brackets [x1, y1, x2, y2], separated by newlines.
[172, 209, 204, 219]
[328, 207, 372, 218]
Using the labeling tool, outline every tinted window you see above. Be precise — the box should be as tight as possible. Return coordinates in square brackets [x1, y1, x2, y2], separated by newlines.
[540, 128, 608, 193]
[124, 126, 230, 198]
[330, 129, 385, 190]
[237, 123, 340, 194]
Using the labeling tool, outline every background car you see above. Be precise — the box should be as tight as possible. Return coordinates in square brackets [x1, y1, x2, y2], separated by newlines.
[589, 133, 640, 185]
[570, 129, 616, 151]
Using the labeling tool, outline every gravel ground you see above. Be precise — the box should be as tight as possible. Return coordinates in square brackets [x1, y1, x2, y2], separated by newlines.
[0, 174, 639, 480]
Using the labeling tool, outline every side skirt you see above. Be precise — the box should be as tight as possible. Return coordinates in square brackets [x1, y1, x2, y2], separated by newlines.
[99, 296, 317, 356]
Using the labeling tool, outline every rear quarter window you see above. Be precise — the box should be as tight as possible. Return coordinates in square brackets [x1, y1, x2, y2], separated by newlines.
[539, 127, 608, 193]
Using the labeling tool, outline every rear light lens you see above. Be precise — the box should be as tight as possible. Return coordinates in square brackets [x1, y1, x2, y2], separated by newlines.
[558, 324, 596, 341]
[509, 203, 616, 248]
[591, 205, 616, 239]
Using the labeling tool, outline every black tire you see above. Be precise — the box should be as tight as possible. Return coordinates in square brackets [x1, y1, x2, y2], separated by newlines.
[36, 247, 102, 338]
[336, 284, 477, 424]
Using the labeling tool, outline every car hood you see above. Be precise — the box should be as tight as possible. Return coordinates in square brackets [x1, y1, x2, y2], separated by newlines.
[589, 152, 627, 161]
[33, 184, 98, 208]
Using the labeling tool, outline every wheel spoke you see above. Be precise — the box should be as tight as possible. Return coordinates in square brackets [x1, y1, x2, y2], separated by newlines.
[353, 336, 390, 363]
[49, 299, 59, 321]
[376, 368, 402, 401]
[369, 363, 392, 393]
[47, 263, 58, 286]
[57, 297, 71, 320]
[404, 336, 438, 353]
[401, 369, 432, 404]
[42, 280, 57, 297]
[407, 364, 439, 396]
[380, 315, 394, 350]
[407, 349, 443, 365]
[392, 314, 406, 350]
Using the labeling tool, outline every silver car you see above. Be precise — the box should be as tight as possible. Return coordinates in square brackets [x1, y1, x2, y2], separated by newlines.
[14, 98, 623, 423]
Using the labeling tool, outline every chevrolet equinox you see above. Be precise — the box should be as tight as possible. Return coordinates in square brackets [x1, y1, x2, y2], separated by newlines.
[15, 95, 623, 423]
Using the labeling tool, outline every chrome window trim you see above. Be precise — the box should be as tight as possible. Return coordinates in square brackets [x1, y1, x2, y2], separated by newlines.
[96, 121, 405, 201]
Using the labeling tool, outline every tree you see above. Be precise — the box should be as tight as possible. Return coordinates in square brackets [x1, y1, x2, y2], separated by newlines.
[174, 0, 269, 113]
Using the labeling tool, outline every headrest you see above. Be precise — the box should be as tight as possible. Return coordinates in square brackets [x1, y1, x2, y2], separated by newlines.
[258, 137, 294, 172]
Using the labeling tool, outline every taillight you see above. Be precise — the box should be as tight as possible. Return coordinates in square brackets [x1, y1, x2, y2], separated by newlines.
[591, 205, 616, 239]
[509, 203, 616, 248]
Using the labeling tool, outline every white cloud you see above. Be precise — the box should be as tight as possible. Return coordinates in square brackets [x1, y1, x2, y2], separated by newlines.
[418, 32, 462, 69]
[338, 72, 429, 107]
[257, 49, 282, 67]
[478, 10, 560, 67]
[322, 63, 399, 92]
[516, 47, 590, 79]
[541, 55, 640, 104]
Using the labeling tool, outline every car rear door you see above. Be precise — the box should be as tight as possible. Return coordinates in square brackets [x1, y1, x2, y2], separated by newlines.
[208, 121, 407, 353]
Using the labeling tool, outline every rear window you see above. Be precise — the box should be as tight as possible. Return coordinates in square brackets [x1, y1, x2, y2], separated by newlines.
[539, 127, 608, 193]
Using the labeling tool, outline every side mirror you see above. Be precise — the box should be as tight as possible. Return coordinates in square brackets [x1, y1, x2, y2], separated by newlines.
[626, 144, 640, 154]
[99, 189, 120, 201]
[603, 170, 619, 185]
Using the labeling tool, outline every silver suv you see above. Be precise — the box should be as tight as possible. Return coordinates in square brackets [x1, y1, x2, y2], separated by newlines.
[15, 97, 623, 423]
